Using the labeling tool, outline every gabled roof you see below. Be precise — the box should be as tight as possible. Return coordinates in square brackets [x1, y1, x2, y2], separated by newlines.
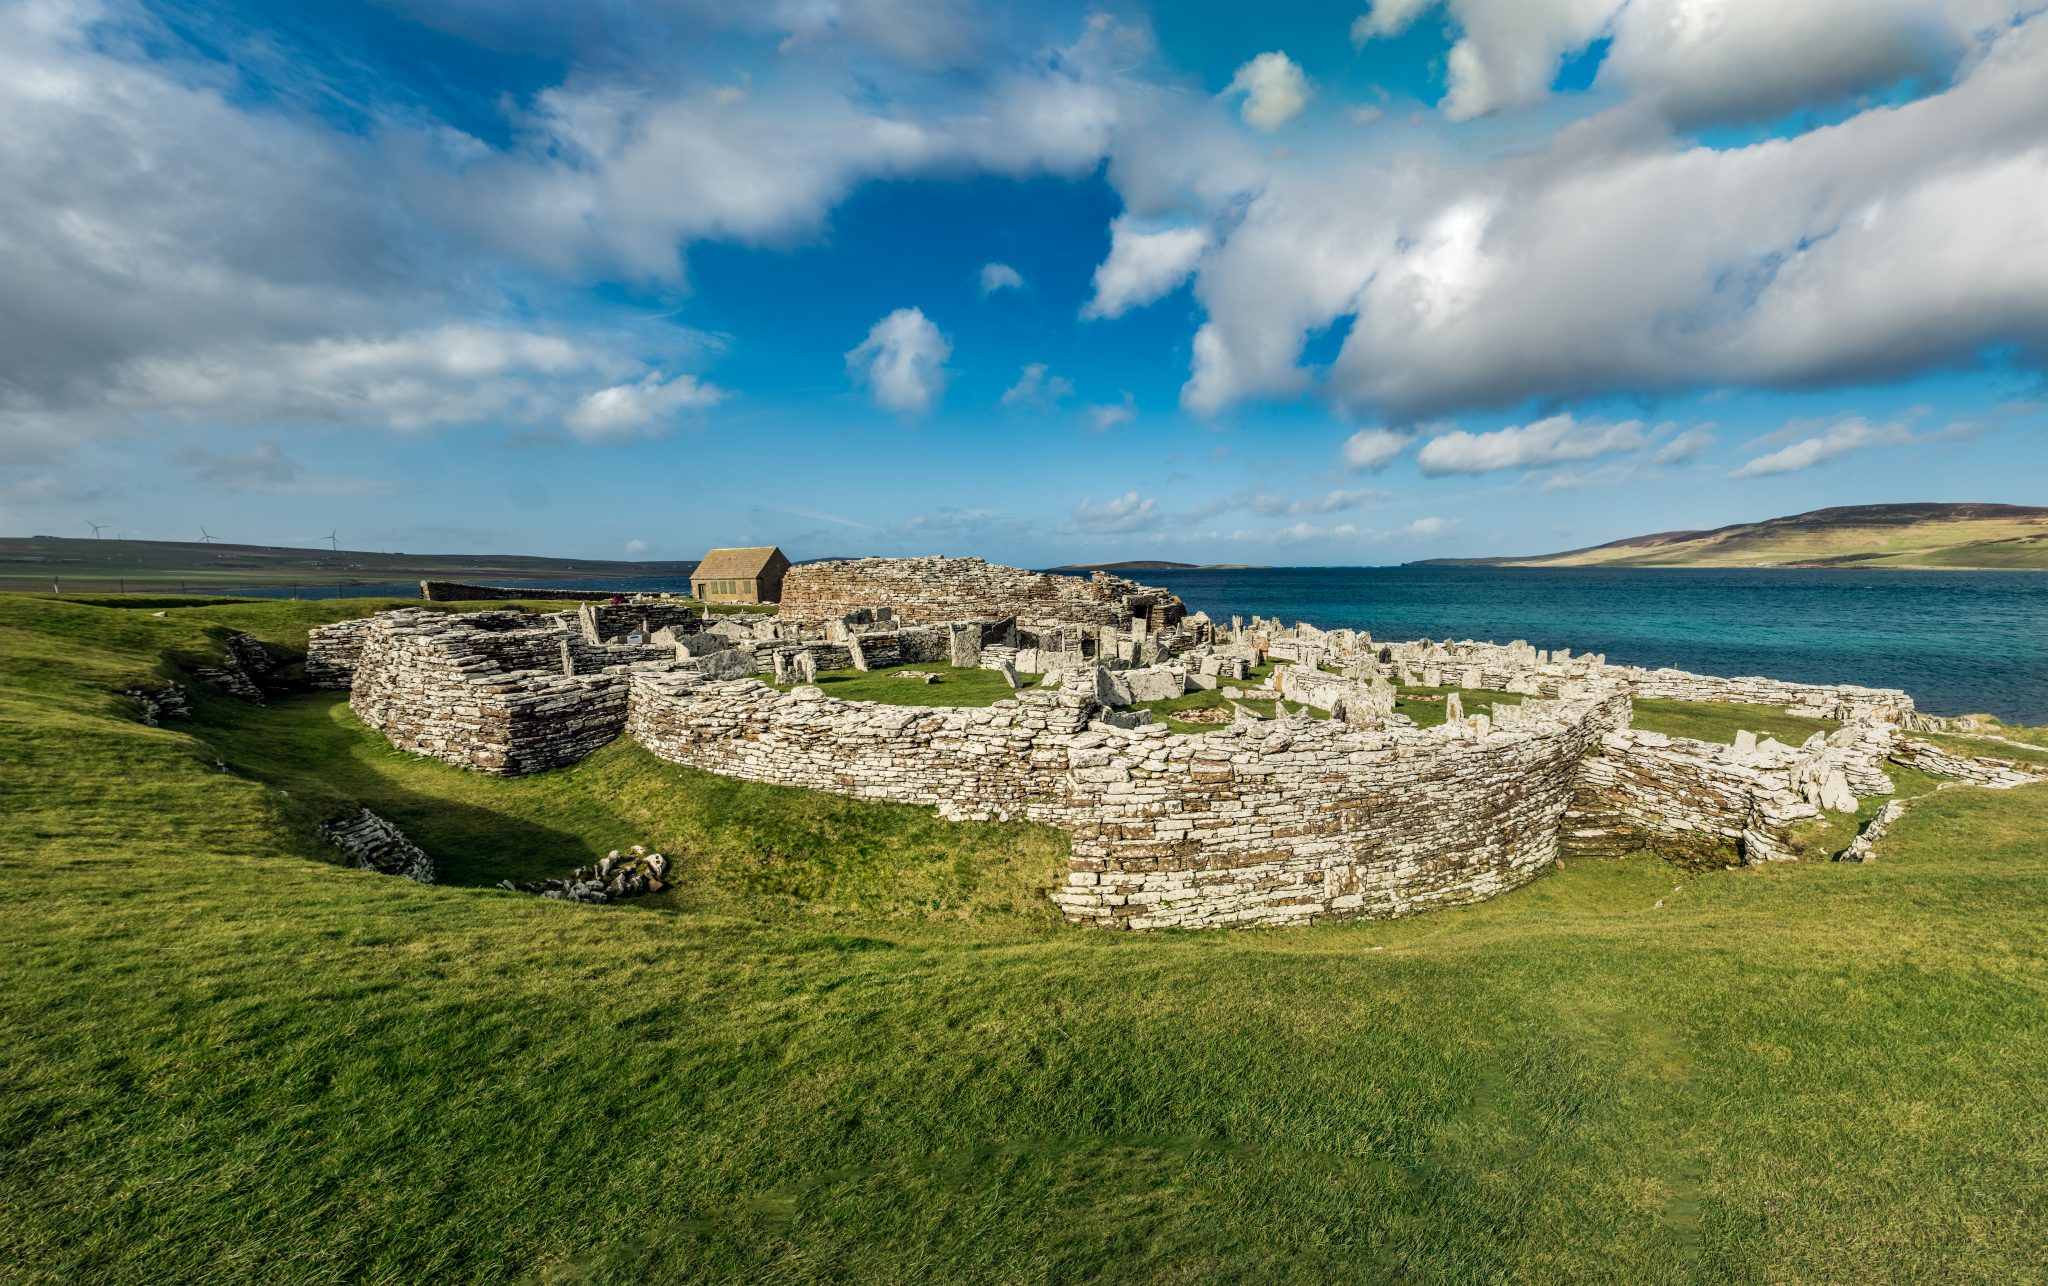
[692, 546, 784, 580]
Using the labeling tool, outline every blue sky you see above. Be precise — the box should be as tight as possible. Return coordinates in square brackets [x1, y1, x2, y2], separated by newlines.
[2, 0, 2044, 566]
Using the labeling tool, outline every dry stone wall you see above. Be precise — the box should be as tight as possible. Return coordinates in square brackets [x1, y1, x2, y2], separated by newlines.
[627, 672, 1095, 822]
[307, 616, 379, 689]
[1889, 737, 2045, 788]
[781, 557, 1182, 627]
[1564, 722, 1895, 865]
[628, 669, 1636, 927]
[348, 610, 640, 775]
[1051, 690, 1633, 928]
[320, 807, 435, 882]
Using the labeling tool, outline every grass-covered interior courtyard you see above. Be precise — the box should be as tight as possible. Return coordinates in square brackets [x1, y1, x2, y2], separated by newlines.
[4, 593, 2048, 1281]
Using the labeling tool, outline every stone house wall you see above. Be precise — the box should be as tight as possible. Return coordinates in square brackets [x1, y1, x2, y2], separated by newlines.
[347, 611, 637, 775]
[306, 616, 380, 689]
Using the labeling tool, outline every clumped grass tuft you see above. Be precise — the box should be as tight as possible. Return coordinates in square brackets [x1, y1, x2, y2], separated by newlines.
[4, 594, 2048, 1281]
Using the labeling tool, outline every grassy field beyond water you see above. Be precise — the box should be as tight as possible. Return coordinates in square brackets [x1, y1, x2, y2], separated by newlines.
[3, 594, 2047, 1281]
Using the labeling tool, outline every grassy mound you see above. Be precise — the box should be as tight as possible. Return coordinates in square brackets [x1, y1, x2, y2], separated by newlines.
[5, 595, 2048, 1280]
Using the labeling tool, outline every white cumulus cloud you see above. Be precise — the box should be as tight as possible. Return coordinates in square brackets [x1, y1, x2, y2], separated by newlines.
[1224, 52, 1311, 131]
[1342, 427, 1414, 472]
[1731, 416, 1913, 477]
[1083, 217, 1210, 320]
[846, 307, 951, 416]
[564, 372, 727, 441]
[1085, 392, 1137, 432]
[1418, 415, 1645, 475]
[1059, 490, 1161, 534]
[999, 362, 1073, 409]
[979, 261, 1024, 294]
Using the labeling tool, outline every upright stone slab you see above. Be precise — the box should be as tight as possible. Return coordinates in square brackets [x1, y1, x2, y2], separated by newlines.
[794, 651, 818, 684]
[949, 623, 982, 669]
[1445, 691, 1464, 722]
[849, 636, 871, 672]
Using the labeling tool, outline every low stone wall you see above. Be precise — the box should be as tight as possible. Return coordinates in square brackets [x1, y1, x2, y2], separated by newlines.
[780, 556, 1181, 627]
[1890, 737, 2045, 788]
[1053, 690, 1634, 928]
[1564, 722, 1894, 865]
[629, 670, 1636, 927]
[320, 807, 434, 882]
[348, 611, 638, 774]
[196, 631, 277, 701]
[627, 672, 1096, 822]
[1566, 730, 1828, 865]
[1597, 668, 1914, 721]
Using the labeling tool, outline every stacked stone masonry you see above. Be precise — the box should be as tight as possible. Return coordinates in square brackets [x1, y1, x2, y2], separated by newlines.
[780, 556, 1185, 628]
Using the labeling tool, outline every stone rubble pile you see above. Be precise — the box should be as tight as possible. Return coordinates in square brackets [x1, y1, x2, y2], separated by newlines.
[319, 807, 435, 883]
[1837, 798, 1914, 863]
[195, 630, 277, 702]
[502, 846, 670, 903]
[126, 683, 191, 726]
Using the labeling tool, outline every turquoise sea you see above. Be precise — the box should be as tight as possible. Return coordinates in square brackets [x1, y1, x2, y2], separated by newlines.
[239, 566, 2048, 723]
[1136, 566, 2048, 725]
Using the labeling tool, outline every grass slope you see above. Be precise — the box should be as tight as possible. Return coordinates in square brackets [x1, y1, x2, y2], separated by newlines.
[5, 595, 2048, 1280]
[1456, 503, 2048, 570]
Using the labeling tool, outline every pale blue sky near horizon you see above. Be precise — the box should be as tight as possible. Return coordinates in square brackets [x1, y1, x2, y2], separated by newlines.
[2, 0, 2044, 565]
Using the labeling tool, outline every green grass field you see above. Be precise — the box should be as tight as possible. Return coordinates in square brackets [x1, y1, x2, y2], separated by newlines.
[768, 661, 1041, 708]
[5, 594, 2048, 1281]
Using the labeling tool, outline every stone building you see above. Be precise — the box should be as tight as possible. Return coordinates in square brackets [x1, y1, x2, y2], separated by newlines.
[690, 546, 790, 605]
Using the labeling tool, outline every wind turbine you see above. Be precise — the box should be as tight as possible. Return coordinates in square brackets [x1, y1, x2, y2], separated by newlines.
[86, 521, 107, 539]
[199, 527, 216, 544]
[324, 530, 340, 551]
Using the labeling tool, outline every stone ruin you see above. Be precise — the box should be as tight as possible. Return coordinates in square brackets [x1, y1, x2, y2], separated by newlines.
[301, 558, 2044, 928]
[779, 555, 1187, 629]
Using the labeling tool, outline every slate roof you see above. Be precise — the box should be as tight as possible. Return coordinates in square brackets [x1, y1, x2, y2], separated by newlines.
[692, 546, 784, 580]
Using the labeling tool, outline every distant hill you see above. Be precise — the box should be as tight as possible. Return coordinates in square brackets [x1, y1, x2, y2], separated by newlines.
[1417, 503, 2048, 570]
[1046, 560, 1262, 572]
[0, 536, 697, 593]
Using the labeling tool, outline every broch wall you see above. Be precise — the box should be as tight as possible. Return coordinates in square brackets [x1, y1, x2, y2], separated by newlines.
[1050, 689, 1634, 928]
[780, 556, 1184, 627]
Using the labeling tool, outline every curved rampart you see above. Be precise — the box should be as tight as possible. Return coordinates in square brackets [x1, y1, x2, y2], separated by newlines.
[626, 669, 1633, 928]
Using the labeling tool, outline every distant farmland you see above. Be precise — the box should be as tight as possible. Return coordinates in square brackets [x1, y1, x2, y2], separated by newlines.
[0, 536, 696, 595]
